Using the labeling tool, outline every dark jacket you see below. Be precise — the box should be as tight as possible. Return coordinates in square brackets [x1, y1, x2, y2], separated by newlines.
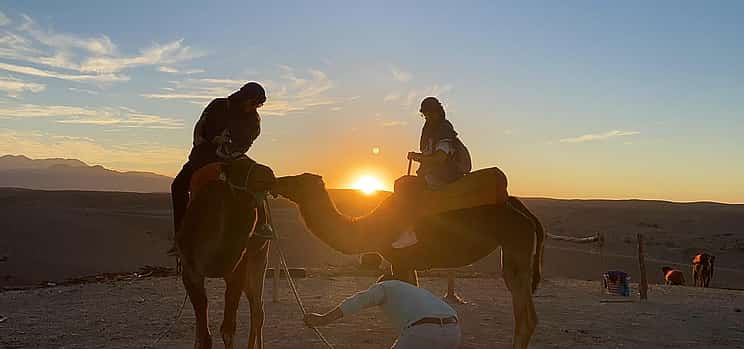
[189, 98, 260, 163]
[417, 119, 471, 188]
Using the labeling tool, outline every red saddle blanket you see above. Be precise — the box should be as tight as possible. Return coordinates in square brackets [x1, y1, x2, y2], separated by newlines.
[190, 162, 224, 197]
[189, 160, 276, 200]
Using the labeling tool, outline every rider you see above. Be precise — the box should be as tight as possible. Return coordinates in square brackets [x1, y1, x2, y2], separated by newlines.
[407, 96, 471, 189]
[393, 97, 471, 248]
[168, 82, 274, 256]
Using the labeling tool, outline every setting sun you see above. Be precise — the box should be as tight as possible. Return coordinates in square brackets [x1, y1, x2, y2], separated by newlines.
[351, 176, 384, 195]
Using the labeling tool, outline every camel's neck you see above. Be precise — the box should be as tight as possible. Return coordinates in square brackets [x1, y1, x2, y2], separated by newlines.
[294, 189, 366, 254]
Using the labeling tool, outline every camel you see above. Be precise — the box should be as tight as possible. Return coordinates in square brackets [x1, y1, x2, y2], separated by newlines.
[177, 160, 275, 349]
[271, 172, 545, 349]
[692, 253, 715, 288]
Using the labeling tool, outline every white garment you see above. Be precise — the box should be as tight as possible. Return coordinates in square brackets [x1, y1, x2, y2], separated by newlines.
[392, 323, 461, 349]
[339, 280, 458, 332]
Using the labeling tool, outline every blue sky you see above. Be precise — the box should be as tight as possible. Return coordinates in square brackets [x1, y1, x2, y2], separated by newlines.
[0, 1, 742, 202]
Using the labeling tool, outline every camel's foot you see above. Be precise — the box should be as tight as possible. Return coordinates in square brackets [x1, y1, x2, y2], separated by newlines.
[443, 291, 468, 305]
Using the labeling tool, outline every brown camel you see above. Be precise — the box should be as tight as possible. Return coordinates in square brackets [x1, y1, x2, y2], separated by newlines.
[178, 161, 275, 349]
[271, 172, 545, 349]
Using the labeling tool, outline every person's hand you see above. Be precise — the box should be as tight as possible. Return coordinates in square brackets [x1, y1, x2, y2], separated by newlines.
[211, 135, 229, 144]
[303, 313, 328, 327]
[407, 152, 422, 162]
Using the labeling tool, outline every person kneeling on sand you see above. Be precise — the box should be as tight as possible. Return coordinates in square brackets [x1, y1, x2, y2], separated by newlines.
[304, 279, 461, 349]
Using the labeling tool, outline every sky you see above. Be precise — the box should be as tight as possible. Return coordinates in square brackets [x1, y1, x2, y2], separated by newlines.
[0, 1, 742, 203]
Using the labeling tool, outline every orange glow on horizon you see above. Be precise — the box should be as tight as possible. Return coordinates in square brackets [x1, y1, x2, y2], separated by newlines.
[350, 175, 385, 195]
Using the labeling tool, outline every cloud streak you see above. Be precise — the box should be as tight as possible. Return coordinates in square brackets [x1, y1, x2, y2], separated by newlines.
[0, 103, 184, 129]
[559, 130, 640, 143]
[391, 66, 412, 82]
[144, 66, 339, 116]
[0, 76, 45, 96]
[0, 13, 202, 83]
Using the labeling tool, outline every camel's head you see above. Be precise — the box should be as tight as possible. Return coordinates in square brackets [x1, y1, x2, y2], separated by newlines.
[271, 173, 327, 203]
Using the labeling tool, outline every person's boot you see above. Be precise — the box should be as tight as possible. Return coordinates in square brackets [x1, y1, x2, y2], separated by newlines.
[167, 201, 185, 256]
[253, 192, 275, 240]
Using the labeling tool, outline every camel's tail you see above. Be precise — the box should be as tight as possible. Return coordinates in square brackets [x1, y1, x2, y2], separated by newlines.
[508, 196, 545, 294]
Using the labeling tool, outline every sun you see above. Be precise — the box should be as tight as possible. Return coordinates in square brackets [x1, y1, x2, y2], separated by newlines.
[351, 176, 384, 195]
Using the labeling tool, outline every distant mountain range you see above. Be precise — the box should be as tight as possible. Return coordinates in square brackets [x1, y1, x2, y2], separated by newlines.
[0, 155, 172, 193]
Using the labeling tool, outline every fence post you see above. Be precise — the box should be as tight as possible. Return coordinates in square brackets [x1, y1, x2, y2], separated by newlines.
[637, 233, 648, 300]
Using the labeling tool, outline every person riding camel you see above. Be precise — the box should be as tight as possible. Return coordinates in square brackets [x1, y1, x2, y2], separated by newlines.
[392, 97, 472, 248]
[168, 82, 274, 256]
[407, 96, 471, 189]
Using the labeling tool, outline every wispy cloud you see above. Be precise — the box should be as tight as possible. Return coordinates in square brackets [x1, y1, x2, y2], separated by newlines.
[144, 66, 339, 116]
[559, 130, 640, 144]
[405, 84, 453, 106]
[384, 92, 401, 103]
[0, 76, 45, 96]
[0, 128, 186, 175]
[381, 120, 408, 127]
[0, 11, 11, 27]
[68, 87, 99, 95]
[0, 103, 98, 118]
[0, 13, 202, 83]
[157, 66, 204, 75]
[0, 103, 184, 129]
[391, 66, 412, 82]
[0, 62, 128, 82]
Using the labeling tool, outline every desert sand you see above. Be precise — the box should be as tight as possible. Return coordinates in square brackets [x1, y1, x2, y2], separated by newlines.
[1, 275, 743, 348]
[2, 188, 744, 348]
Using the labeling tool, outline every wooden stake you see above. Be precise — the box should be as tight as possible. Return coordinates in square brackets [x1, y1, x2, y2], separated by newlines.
[637, 233, 648, 300]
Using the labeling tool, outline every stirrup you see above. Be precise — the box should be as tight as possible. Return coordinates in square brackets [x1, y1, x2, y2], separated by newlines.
[254, 223, 275, 240]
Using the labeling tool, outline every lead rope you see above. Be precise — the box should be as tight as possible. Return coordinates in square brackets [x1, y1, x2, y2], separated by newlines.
[264, 197, 334, 349]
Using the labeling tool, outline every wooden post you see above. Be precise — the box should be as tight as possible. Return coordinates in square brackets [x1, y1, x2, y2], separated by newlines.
[637, 233, 648, 300]
[272, 245, 281, 303]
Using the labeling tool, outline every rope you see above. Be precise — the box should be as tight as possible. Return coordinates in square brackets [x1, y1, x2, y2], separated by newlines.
[546, 232, 601, 243]
[148, 293, 188, 348]
[265, 199, 335, 349]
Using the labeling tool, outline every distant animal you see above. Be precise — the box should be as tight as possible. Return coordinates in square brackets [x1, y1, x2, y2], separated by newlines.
[692, 253, 715, 288]
[661, 267, 685, 285]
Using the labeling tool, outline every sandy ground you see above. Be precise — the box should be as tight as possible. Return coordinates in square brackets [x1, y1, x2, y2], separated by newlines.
[3, 189, 744, 290]
[2, 275, 743, 349]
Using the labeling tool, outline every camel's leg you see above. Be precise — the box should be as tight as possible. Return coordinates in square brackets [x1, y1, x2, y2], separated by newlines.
[221, 258, 249, 349]
[391, 263, 419, 286]
[183, 271, 212, 349]
[502, 248, 537, 349]
[244, 243, 270, 349]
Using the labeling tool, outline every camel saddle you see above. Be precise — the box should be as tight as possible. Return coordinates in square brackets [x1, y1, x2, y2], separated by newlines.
[189, 158, 276, 199]
[393, 166, 508, 218]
